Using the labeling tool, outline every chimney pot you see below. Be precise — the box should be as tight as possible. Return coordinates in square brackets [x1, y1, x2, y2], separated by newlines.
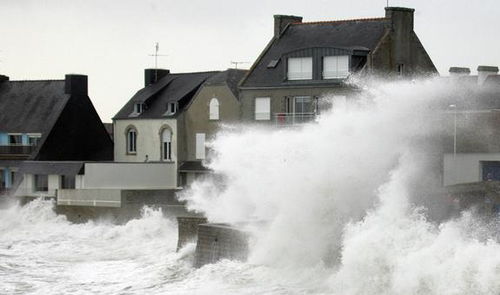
[64, 74, 88, 96]
[144, 68, 170, 86]
[449, 67, 471, 77]
[274, 15, 302, 38]
[477, 65, 499, 85]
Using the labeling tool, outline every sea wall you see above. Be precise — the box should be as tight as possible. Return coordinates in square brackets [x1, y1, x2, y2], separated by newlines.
[193, 223, 249, 268]
[176, 216, 207, 251]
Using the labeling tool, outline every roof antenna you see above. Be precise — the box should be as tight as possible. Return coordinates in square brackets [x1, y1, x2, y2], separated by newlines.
[230, 61, 249, 69]
[148, 42, 168, 81]
[386, 0, 389, 7]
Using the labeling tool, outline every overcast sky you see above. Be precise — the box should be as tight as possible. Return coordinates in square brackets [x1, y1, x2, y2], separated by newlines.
[1, 0, 499, 122]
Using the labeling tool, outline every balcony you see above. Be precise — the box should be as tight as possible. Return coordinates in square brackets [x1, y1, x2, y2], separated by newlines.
[0, 145, 35, 159]
[274, 113, 317, 126]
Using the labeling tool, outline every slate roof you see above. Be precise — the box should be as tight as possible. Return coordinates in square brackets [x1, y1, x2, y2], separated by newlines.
[114, 71, 220, 120]
[204, 69, 248, 97]
[241, 18, 390, 88]
[0, 80, 68, 133]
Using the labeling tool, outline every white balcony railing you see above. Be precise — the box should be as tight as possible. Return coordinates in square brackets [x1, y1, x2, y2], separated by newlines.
[274, 113, 316, 126]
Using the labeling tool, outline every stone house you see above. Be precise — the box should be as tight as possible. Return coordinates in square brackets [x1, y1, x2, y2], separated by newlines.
[112, 68, 246, 187]
[239, 7, 438, 125]
[0, 74, 113, 198]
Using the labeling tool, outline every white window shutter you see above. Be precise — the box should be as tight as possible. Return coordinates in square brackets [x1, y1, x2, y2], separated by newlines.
[255, 97, 271, 120]
[196, 133, 206, 159]
[323, 55, 349, 79]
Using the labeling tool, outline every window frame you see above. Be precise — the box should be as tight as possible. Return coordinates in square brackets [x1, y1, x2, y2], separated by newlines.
[126, 127, 137, 154]
[322, 55, 350, 79]
[254, 97, 271, 121]
[287, 57, 313, 80]
[34, 174, 48, 192]
[209, 98, 220, 120]
[195, 133, 206, 160]
[161, 128, 173, 161]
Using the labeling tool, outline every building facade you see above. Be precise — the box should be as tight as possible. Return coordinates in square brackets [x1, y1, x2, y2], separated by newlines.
[0, 74, 113, 198]
[239, 7, 438, 125]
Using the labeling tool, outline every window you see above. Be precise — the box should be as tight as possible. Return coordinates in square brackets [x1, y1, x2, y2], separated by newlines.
[397, 64, 405, 76]
[323, 56, 349, 79]
[209, 98, 220, 120]
[134, 103, 144, 114]
[255, 97, 271, 120]
[61, 175, 75, 189]
[161, 129, 172, 161]
[196, 133, 206, 159]
[8, 134, 22, 145]
[10, 170, 16, 188]
[288, 57, 313, 80]
[127, 128, 137, 154]
[34, 174, 48, 192]
[166, 102, 177, 115]
[28, 135, 41, 146]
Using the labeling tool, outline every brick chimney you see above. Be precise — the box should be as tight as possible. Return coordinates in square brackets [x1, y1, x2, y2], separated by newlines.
[144, 68, 170, 86]
[274, 15, 302, 38]
[477, 66, 499, 85]
[449, 67, 471, 77]
[64, 74, 88, 96]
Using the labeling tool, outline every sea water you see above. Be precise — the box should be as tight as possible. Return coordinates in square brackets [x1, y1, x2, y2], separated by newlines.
[1, 78, 499, 294]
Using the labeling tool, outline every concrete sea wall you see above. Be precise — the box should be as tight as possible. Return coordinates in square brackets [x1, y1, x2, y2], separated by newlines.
[193, 223, 249, 268]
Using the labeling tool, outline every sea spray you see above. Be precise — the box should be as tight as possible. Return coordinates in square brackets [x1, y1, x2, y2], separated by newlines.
[180, 77, 500, 293]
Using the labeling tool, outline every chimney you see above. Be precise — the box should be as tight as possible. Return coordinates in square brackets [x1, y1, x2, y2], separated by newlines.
[385, 7, 414, 31]
[477, 66, 499, 85]
[144, 68, 170, 86]
[0, 75, 9, 84]
[64, 74, 88, 96]
[274, 15, 302, 38]
[449, 67, 471, 77]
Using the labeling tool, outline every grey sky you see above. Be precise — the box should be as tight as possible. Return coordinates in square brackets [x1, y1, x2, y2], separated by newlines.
[1, 0, 499, 122]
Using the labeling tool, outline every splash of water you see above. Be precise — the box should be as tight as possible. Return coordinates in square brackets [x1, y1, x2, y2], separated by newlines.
[180, 78, 500, 293]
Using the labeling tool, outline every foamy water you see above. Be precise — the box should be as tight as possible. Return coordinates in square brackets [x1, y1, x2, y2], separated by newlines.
[1, 79, 500, 294]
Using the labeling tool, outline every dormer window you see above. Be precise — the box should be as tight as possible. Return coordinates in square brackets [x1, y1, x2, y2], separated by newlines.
[166, 102, 178, 115]
[287, 57, 312, 80]
[134, 103, 144, 114]
[323, 56, 349, 79]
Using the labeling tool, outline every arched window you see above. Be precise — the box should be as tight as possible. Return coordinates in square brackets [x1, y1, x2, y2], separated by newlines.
[126, 128, 137, 154]
[209, 98, 219, 120]
[161, 129, 172, 160]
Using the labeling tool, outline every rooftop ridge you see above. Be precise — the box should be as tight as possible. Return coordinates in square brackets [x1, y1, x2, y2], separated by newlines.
[294, 17, 388, 26]
[168, 70, 222, 75]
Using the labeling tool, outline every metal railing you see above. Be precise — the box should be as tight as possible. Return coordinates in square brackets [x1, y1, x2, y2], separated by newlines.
[0, 145, 34, 155]
[274, 113, 316, 126]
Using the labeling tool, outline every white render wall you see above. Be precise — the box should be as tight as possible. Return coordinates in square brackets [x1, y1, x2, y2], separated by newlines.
[114, 119, 177, 162]
[443, 153, 500, 186]
[83, 162, 177, 189]
[15, 173, 60, 197]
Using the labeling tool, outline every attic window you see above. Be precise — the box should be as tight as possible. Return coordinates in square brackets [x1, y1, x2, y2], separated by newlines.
[323, 56, 349, 79]
[166, 102, 178, 115]
[134, 103, 144, 114]
[287, 57, 312, 80]
[267, 59, 280, 68]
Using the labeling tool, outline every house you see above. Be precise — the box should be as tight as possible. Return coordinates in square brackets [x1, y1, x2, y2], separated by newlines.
[239, 7, 438, 125]
[52, 68, 246, 219]
[113, 68, 246, 186]
[0, 74, 113, 198]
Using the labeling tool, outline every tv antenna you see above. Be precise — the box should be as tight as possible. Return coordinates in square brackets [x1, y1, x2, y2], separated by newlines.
[148, 42, 168, 69]
[386, 0, 389, 7]
[230, 61, 249, 69]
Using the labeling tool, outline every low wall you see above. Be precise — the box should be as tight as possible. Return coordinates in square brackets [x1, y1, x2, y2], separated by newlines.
[84, 162, 178, 189]
[176, 217, 207, 251]
[58, 189, 122, 207]
[194, 223, 249, 268]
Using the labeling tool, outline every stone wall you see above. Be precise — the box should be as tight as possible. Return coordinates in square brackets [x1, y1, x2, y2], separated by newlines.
[194, 223, 249, 268]
[176, 217, 207, 251]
